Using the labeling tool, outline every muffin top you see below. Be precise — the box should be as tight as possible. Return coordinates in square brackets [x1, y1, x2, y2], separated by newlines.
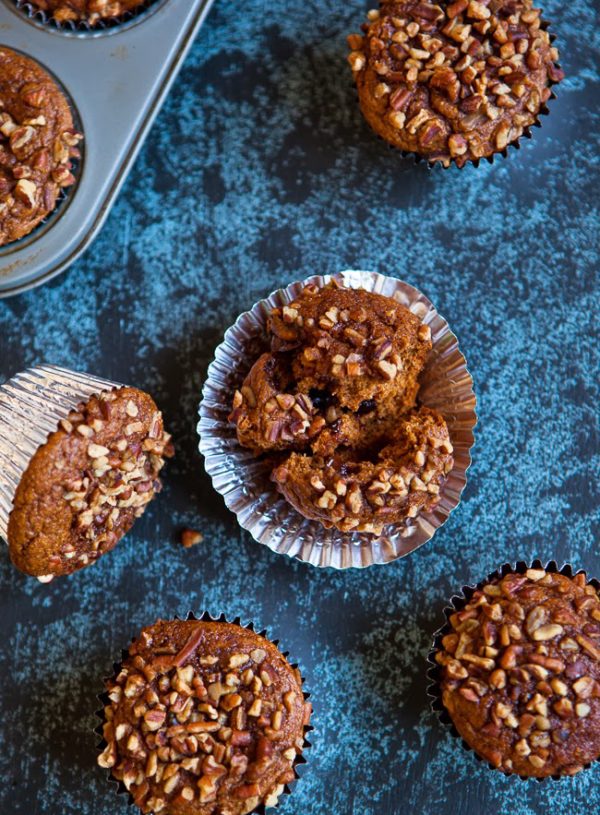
[0, 48, 82, 246]
[8, 386, 172, 580]
[230, 281, 432, 456]
[98, 619, 311, 815]
[230, 280, 453, 534]
[28, 0, 147, 24]
[436, 568, 600, 777]
[348, 0, 564, 166]
[273, 406, 453, 535]
[269, 282, 431, 412]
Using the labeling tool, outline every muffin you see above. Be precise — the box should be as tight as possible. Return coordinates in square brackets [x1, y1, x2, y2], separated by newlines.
[0, 48, 82, 246]
[273, 406, 453, 533]
[26, 0, 148, 25]
[0, 366, 172, 581]
[97, 618, 312, 814]
[229, 280, 454, 535]
[347, 0, 565, 167]
[433, 566, 600, 777]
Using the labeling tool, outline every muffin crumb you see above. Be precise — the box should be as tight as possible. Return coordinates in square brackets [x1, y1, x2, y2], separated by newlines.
[180, 528, 203, 548]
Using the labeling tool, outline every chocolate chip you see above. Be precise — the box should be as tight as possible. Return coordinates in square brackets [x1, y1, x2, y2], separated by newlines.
[308, 388, 336, 411]
[357, 399, 377, 415]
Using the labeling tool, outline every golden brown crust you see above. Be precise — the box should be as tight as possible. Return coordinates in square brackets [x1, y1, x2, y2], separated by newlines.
[436, 569, 600, 777]
[348, 0, 564, 166]
[98, 620, 311, 815]
[229, 280, 453, 533]
[0, 48, 82, 245]
[7, 386, 172, 579]
[28, 0, 146, 24]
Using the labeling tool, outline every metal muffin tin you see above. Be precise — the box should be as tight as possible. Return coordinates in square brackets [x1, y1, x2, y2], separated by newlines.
[0, 0, 215, 298]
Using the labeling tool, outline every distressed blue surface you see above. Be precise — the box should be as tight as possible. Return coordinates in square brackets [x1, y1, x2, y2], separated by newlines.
[0, 1, 599, 813]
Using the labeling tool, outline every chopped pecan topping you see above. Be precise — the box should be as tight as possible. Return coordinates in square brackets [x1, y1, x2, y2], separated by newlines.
[348, 0, 564, 165]
[436, 569, 600, 777]
[0, 48, 83, 245]
[98, 620, 310, 814]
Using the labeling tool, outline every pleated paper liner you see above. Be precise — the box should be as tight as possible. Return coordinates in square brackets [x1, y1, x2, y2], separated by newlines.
[198, 270, 477, 569]
[426, 559, 600, 781]
[95, 612, 313, 814]
[350, 21, 563, 170]
[0, 364, 120, 544]
[12, 0, 166, 35]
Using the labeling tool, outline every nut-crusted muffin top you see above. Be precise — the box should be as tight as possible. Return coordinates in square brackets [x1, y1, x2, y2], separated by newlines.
[28, 0, 147, 24]
[269, 282, 431, 412]
[436, 568, 600, 777]
[0, 48, 82, 246]
[348, 0, 564, 166]
[8, 386, 172, 580]
[98, 620, 311, 815]
[230, 282, 432, 456]
[273, 406, 453, 535]
[229, 280, 454, 534]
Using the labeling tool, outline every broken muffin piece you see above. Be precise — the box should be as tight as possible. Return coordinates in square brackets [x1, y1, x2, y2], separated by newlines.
[229, 280, 453, 535]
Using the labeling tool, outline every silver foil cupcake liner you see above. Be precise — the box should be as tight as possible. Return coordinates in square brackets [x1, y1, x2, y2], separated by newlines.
[95, 611, 313, 813]
[198, 270, 477, 569]
[426, 559, 600, 780]
[0, 364, 120, 543]
[13, 0, 165, 34]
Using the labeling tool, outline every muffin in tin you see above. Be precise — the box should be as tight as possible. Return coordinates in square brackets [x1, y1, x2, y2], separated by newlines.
[229, 280, 454, 536]
[347, 0, 564, 166]
[6, 384, 172, 580]
[25, 0, 150, 25]
[433, 566, 600, 777]
[97, 618, 312, 814]
[0, 48, 82, 246]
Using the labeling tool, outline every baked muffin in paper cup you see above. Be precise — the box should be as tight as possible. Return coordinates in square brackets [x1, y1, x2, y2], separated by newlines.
[0, 364, 172, 581]
[0, 47, 83, 248]
[95, 612, 313, 814]
[427, 559, 600, 780]
[14, 0, 164, 33]
[198, 270, 477, 569]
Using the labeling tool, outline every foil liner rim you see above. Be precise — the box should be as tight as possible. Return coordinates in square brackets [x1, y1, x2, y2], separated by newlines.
[12, 0, 167, 35]
[197, 270, 478, 569]
[0, 364, 122, 545]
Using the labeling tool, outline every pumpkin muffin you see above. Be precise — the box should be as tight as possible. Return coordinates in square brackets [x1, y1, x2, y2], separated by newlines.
[347, 0, 565, 166]
[0, 47, 82, 246]
[98, 618, 311, 814]
[434, 567, 600, 777]
[7, 386, 172, 580]
[229, 280, 454, 534]
[26, 0, 147, 25]
[273, 406, 453, 534]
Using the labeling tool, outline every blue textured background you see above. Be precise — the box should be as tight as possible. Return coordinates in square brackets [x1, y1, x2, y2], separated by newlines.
[0, 1, 599, 813]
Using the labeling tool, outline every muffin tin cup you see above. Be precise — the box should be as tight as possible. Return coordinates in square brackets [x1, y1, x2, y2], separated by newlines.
[426, 558, 600, 781]
[0, 46, 85, 250]
[95, 611, 313, 813]
[13, 0, 165, 35]
[0, 364, 120, 544]
[198, 270, 477, 569]
[0, 0, 216, 297]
